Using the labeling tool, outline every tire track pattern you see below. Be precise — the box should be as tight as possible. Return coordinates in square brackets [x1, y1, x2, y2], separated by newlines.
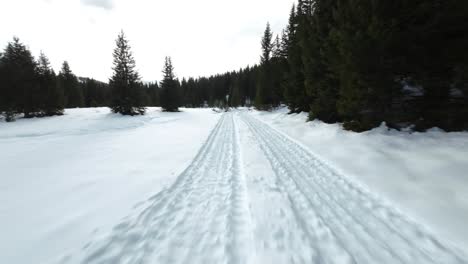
[240, 112, 467, 264]
[81, 113, 253, 264]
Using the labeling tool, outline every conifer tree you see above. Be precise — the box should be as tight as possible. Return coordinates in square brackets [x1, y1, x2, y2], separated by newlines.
[271, 34, 287, 107]
[283, 5, 307, 113]
[145, 82, 160, 107]
[109, 31, 145, 115]
[307, 0, 340, 123]
[229, 77, 241, 107]
[58, 61, 83, 108]
[37, 52, 64, 116]
[402, 0, 468, 130]
[160, 57, 180, 112]
[255, 22, 274, 110]
[272, 35, 282, 59]
[0, 37, 37, 121]
[0, 51, 6, 119]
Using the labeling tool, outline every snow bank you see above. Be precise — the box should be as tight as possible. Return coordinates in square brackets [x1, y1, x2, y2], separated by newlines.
[0, 107, 220, 264]
[253, 108, 468, 250]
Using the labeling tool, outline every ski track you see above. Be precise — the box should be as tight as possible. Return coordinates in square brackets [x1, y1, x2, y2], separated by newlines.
[80, 113, 254, 264]
[77, 111, 467, 264]
[239, 111, 467, 264]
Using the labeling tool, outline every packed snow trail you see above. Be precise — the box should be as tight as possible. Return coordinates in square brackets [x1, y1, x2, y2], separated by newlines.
[80, 113, 255, 263]
[78, 111, 467, 264]
[239, 112, 467, 264]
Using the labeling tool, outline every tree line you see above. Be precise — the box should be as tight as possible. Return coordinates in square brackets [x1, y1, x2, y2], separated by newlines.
[255, 0, 468, 131]
[0, 38, 112, 121]
[0, 33, 258, 119]
[1, 0, 468, 131]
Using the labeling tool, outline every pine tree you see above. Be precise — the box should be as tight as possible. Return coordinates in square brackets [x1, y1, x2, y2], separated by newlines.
[271, 34, 287, 107]
[109, 31, 145, 115]
[326, 0, 401, 131]
[160, 57, 180, 112]
[272, 35, 282, 58]
[36, 52, 51, 114]
[307, 0, 340, 123]
[255, 22, 274, 110]
[58, 61, 83, 108]
[0, 37, 37, 121]
[145, 82, 160, 107]
[37, 52, 64, 116]
[283, 4, 308, 113]
[0, 50, 6, 119]
[229, 77, 241, 107]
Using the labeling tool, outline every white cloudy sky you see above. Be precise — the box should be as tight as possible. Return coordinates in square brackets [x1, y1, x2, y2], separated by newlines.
[0, 0, 294, 82]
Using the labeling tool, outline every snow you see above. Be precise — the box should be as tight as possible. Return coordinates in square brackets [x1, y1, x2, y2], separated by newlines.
[1, 107, 467, 263]
[0, 107, 221, 264]
[252, 107, 468, 252]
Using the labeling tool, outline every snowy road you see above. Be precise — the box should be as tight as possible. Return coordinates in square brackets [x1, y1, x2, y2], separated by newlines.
[79, 111, 467, 264]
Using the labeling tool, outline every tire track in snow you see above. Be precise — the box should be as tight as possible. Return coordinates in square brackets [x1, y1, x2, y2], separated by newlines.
[80, 113, 254, 264]
[239, 111, 467, 264]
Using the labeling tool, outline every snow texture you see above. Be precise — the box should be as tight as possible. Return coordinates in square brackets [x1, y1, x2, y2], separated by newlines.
[253, 108, 468, 252]
[1, 108, 467, 263]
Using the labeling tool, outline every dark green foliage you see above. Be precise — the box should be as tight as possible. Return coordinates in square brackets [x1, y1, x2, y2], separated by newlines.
[271, 35, 287, 108]
[173, 65, 261, 109]
[256, 23, 286, 110]
[283, 4, 309, 113]
[0, 38, 38, 121]
[160, 57, 180, 112]
[229, 76, 241, 107]
[328, 0, 401, 130]
[277, 0, 468, 131]
[180, 78, 201, 108]
[80, 77, 110, 107]
[142, 82, 160, 107]
[400, 0, 468, 130]
[109, 31, 145, 116]
[0, 39, 66, 121]
[304, 0, 339, 123]
[58, 61, 83, 108]
[37, 52, 64, 116]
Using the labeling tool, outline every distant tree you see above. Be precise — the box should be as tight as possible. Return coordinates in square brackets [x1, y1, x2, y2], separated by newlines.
[58, 61, 83, 108]
[80, 77, 110, 107]
[109, 31, 145, 115]
[229, 76, 241, 107]
[144, 82, 160, 107]
[271, 34, 287, 107]
[160, 57, 180, 112]
[37, 52, 64, 116]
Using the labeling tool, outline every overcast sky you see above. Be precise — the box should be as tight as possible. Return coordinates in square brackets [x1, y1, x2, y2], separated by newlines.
[0, 0, 294, 82]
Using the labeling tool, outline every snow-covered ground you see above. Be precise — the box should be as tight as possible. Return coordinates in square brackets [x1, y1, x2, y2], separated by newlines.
[0, 108, 221, 263]
[1, 107, 467, 263]
[252, 108, 468, 251]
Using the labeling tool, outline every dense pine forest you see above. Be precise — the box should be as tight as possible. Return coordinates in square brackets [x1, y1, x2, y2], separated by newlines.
[1, 0, 468, 131]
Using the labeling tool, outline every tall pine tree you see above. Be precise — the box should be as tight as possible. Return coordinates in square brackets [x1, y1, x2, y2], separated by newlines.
[0, 37, 37, 121]
[255, 22, 274, 110]
[37, 52, 64, 116]
[283, 4, 308, 113]
[109, 31, 145, 115]
[160, 57, 180, 112]
[307, 0, 340, 123]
